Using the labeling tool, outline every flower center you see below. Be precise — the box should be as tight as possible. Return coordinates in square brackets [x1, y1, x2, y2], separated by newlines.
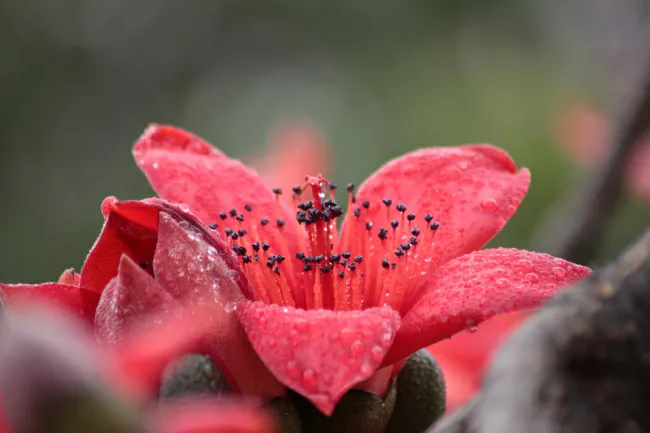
[210, 175, 440, 313]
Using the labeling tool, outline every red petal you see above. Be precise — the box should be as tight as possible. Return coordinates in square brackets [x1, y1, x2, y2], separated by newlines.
[81, 210, 158, 294]
[153, 399, 273, 433]
[341, 145, 530, 281]
[95, 255, 180, 345]
[114, 306, 221, 398]
[427, 311, 527, 411]
[0, 283, 99, 324]
[236, 300, 401, 415]
[133, 124, 305, 261]
[82, 197, 249, 297]
[57, 268, 80, 286]
[383, 248, 590, 366]
[153, 213, 283, 399]
[136, 124, 225, 157]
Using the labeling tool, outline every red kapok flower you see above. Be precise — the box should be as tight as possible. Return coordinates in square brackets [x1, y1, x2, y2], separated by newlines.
[121, 124, 591, 414]
[248, 120, 331, 201]
[556, 102, 650, 203]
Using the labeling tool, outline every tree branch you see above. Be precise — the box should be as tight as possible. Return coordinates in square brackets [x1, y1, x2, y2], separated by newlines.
[535, 67, 650, 264]
[431, 227, 650, 433]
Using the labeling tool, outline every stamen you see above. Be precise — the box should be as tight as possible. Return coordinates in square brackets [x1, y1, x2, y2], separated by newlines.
[346, 183, 355, 204]
[219, 212, 227, 220]
[382, 198, 393, 223]
[329, 182, 337, 200]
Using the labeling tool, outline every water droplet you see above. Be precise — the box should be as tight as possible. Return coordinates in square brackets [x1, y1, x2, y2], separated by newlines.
[340, 328, 355, 343]
[289, 329, 299, 345]
[295, 319, 309, 332]
[286, 361, 300, 378]
[225, 302, 237, 313]
[466, 319, 478, 333]
[302, 368, 318, 391]
[495, 278, 510, 289]
[516, 259, 534, 271]
[178, 220, 190, 229]
[318, 192, 326, 199]
[525, 272, 539, 283]
[552, 267, 567, 279]
[380, 332, 392, 348]
[350, 341, 364, 357]
[152, 162, 160, 169]
[481, 198, 498, 213]
[371, 345, 384, 362]
[424, 257, 432, 263]
[360, 364, 373, 375]
[179, 204, 190, 212]
[267, 338, 277, 348]
[402, 164, 416, 176]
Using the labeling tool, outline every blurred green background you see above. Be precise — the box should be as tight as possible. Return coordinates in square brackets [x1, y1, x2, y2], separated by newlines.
[1, 0, 649, 283]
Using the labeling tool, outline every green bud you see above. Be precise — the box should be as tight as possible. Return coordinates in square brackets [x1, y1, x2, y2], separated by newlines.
[288, 380, 397, 433]
[264, 395, 303, 433]
[159, 353, 230, 399]
[384, 349, 446, 433]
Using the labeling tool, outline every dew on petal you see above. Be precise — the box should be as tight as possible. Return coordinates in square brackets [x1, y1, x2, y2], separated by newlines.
[495, 278, 510, 289]
[350, 341, 364, 357]
[552, 267, 567, 279]
[371, 345, 384, 362]
[525, 272, 540, 283]
[516, 259, 534, 272]
[340, 327, 355, 343]
[286, 361, 300, 379]
[481, 198, 498, 213]
[302, 368, 318, 392]
[295, 319, 309, 332]
[380, 332, 392, 348]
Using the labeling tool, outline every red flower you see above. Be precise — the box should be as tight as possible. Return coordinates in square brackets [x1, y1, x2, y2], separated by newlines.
[248, 120, 331, 202]
[556, 102, 650, 202]
[427, 311, 527, 411]
[1, 124, 591, 416]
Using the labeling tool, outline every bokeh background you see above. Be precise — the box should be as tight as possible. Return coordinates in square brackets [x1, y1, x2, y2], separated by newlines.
[2, 0, 649, 283]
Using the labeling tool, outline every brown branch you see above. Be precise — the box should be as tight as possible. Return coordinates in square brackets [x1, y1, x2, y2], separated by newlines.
[430, 227, 650, 433]
[535, 67, 650, 264]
